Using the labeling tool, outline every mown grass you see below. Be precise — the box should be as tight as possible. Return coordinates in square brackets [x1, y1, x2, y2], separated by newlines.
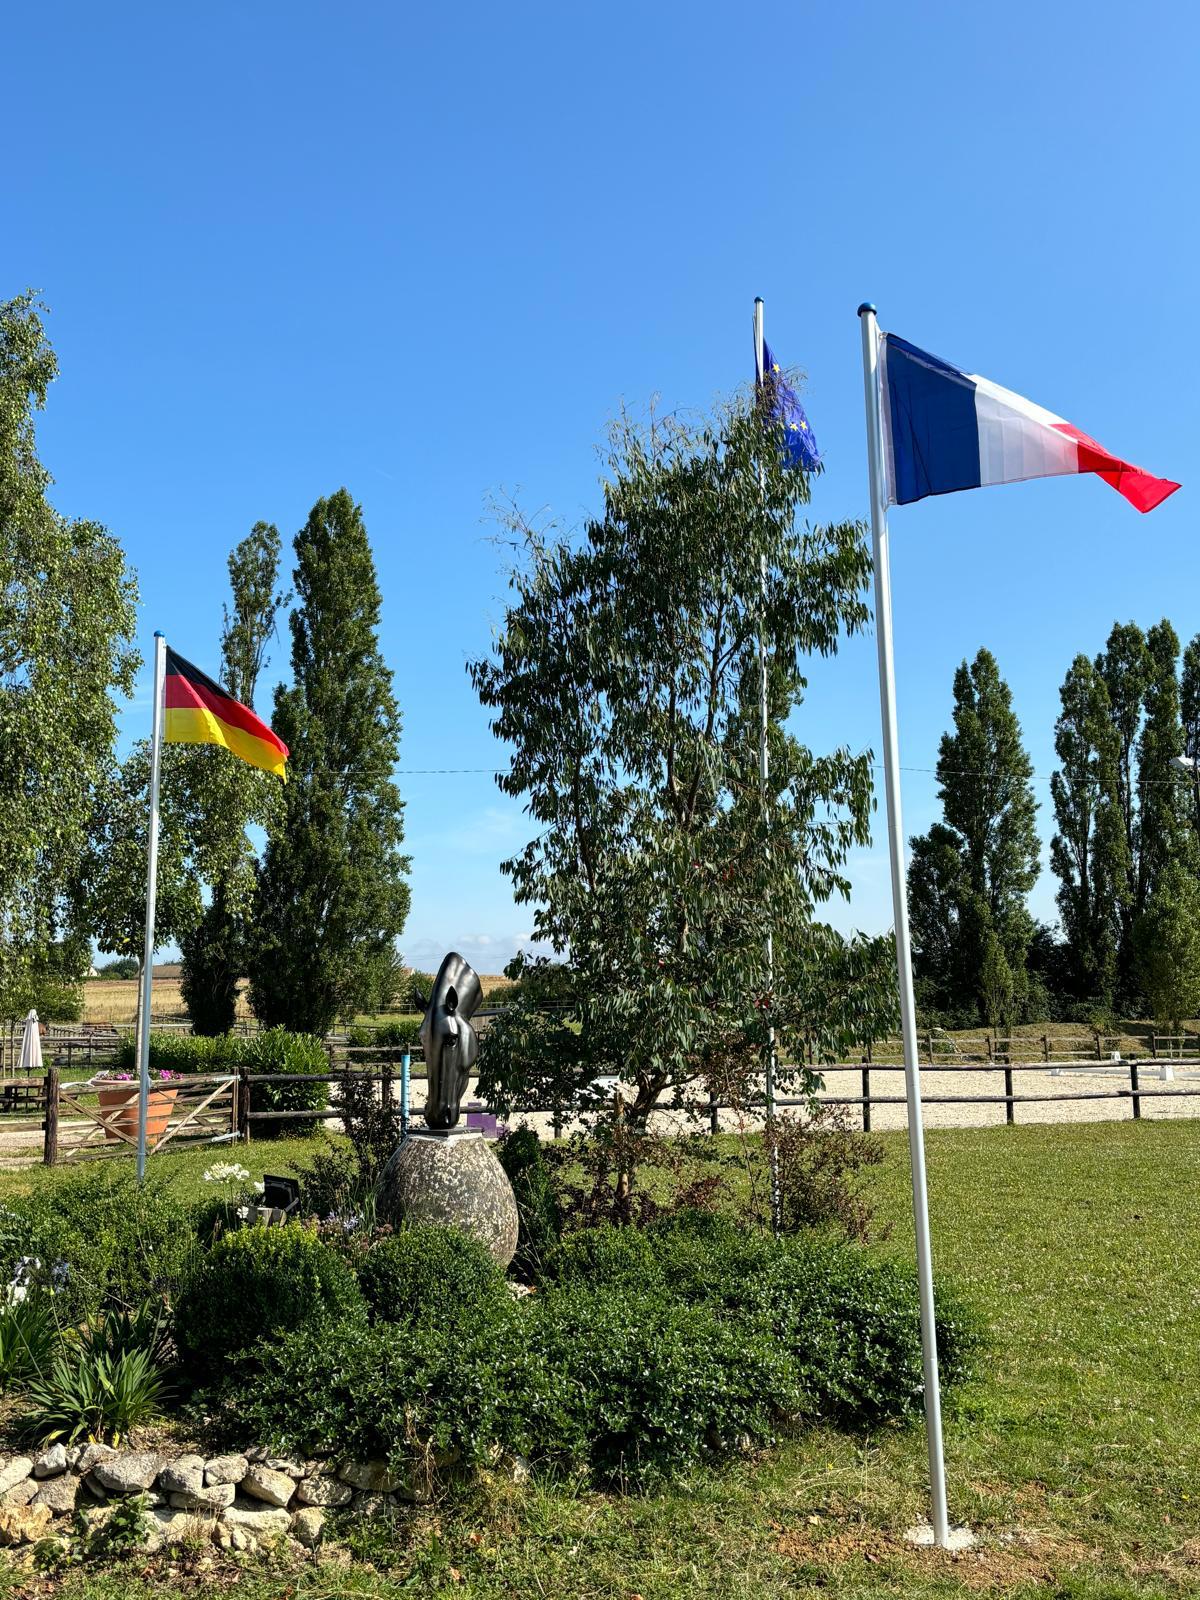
[4, 1120, 1200, 1597]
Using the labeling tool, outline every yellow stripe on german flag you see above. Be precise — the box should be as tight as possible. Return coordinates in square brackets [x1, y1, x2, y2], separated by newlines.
[164, 649, 289, 780]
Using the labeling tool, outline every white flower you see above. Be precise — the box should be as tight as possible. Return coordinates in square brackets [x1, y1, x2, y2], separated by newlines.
[203, 1162, 251, 1184]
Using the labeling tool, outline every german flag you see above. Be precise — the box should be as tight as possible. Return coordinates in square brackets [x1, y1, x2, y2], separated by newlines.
[163, 649, 289, 780]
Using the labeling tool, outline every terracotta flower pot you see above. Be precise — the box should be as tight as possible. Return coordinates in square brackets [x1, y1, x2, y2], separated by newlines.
[98, 1083, 179, 1145]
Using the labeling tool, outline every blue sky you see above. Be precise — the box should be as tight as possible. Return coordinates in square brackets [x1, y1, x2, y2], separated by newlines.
[8, 0, 1195, 973]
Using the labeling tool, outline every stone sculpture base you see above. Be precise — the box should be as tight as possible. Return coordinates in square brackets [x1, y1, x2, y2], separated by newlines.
[377, 1129, 519, 1269]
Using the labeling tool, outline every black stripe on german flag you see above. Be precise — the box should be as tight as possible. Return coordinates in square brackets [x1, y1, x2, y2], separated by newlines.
[163, 648, 289, 779]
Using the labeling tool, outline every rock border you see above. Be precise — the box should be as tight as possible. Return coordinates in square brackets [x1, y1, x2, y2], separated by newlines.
[0, 1442, 423, 1550]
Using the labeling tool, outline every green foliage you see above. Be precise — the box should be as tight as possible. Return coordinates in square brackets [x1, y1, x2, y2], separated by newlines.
[228, 1213, 978, 1490]
[758, 1107, 884, 1242]
[469, 396, 886, 1127]
[25, 1344, 165, 1444]
[0, 1295, 58, 1389]
[249, 488, 411, 1034]
[496, 1128, 562, 1281]
[116, 1029, 246, 1074]
[0, 292, 140, 1021]
[95, 956, 139, 979]
[356, 1226, 506, 1328]
[1134, 860, 1200, 1029]
[0, 1167, 197, 1323]
[343, 1018, 422, 1055]
[241, 1026, 329, 1136]
[908, 649, 1040, 1027]
[175, 1224, 366, 1371]
[1050, 654, 1125, 1008]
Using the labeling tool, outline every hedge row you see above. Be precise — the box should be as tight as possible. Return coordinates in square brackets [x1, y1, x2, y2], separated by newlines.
[114, 1028, 329, 1135]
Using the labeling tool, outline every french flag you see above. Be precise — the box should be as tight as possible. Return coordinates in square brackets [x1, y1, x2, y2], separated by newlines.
[881, 334, 1179, 514]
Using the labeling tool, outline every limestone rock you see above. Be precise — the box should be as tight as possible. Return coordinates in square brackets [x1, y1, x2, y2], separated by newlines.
[229, 1525, 255, 1552]
[33, 1444, 68, 1479]
[2, 1479, 37, 1508]
[351, 1489, 402, 1516]
[74, 1443, 116, 1476]
[0, 1503, 52, 1544]
[295, 1474, 353, 1507]
[158, 1455, 205, 1496]
[292, 1506, 325, 1547]
[223, 1502, 291, 1535]
[169, 1482, 236, 1511]
[0, 1458, 33, 1497]
[204, 1453, 248, 1486]
[265, 1456, 304, 1477]
[377, 1130, 519, 1267]
[242, 1464, 296, 1507]
[93, 1451, 162, 1493]
[338, 1459, 403, 1493]
[32, 1474, 79, 1515]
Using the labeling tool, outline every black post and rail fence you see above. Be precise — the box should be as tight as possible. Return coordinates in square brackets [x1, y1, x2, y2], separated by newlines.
[16, 1026, 1200, 1163]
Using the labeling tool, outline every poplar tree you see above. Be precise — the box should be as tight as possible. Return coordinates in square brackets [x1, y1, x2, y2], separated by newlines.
[248, 490, 410, 1034]
[908, 649, 1040, 1025]
[179, 523, 288, 1033]
[1181, 634, 1200, 845]
[1049, 655, 1125, 1006]
[0, 292, 138, 1018]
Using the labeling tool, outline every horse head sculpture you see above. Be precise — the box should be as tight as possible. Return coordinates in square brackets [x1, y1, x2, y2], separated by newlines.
[418, 952, 483, 1130]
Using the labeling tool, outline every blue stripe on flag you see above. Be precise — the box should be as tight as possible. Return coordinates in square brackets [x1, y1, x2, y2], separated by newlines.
[884, 334, 981, 504]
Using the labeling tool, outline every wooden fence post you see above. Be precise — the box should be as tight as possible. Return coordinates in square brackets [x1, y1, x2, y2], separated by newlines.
[1042, 1033, 1050, 1064]
[43, 1064, 59, 1166]
[861, 1067, 871, 1133]
[1004, 1065, 1014, 1126]
[707, 1087, 719, 1136]
[1129, 1059, 1141, 1120]
[237, 1065, 251, 1142]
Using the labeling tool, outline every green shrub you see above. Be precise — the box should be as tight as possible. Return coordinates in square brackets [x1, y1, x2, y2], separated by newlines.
[232, 1313, 522, 1480]
[343, 1019, 422, 1057]
[0, 1296, 58, 1389]
[241, 1028, 329, 1137]
[0, 1168, 198, 1323]
[496, 1129, 561, 1282]
[357, 1226, 506, 1329]
[521, 1283, 798, 1481]
[114, 1031, 248, 1075]
[175, 1225, 366, 1371]
[25, 1344, 165, 1445]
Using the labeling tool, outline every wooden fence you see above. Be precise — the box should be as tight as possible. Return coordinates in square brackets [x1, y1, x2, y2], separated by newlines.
[41, 1070, 239, 1165]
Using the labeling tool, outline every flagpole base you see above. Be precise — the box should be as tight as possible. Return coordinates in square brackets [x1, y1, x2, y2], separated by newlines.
[905, 1524, 976, 1552]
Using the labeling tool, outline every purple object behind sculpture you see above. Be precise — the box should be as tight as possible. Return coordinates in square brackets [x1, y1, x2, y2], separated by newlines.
[419, 952, 482, 1130]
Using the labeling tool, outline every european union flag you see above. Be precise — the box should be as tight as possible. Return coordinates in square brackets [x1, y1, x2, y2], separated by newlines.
[757, 338, 821, 472]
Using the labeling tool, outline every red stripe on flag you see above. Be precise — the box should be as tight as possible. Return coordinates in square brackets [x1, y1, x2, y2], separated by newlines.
[164, 674, 289, 757]
[1053, 423, 1180, 513]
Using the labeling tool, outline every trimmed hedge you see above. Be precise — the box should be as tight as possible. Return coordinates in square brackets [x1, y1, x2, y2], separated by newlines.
[497, 1129, 562, 1283]
[208, 1216, 982, 1487]
[356, 1226, 507, 1330]
[116, 1028, 329, 1136]
[175, 1225, 366, 1371]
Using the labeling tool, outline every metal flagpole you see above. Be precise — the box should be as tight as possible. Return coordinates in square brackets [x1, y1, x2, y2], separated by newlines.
[136, 632, 167, 1184]
[752, 297, 781, 1234]
[857, 303, 950, 1546]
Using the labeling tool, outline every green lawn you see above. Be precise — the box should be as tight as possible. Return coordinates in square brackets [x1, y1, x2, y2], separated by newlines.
[5, 1119, 1200, 1598]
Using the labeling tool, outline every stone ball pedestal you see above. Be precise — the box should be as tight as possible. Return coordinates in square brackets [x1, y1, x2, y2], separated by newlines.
[378, 1129, 519, 1269]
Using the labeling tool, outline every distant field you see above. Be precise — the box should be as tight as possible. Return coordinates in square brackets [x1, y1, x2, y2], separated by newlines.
[80, 973, 514, 1026]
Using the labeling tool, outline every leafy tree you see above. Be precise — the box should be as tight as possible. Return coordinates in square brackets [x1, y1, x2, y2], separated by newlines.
[1182, 634, 1200, 846]
[908, 650, 1040, 1026]
[0, 292, 139, 1018]
[1136, 621, 1190, 905]
[1134, 860, 1200, 1030]
[248, 489, 410, 1034]
[1096, 621, 1149, 983]
[1049, 655, 1125, 1006]
[179, 522, 288, 1033]
[470, 395, 895, 1128]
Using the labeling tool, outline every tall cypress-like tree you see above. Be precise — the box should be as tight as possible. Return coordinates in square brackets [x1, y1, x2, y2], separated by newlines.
[908, 649, 1040, 1025]
[179, 523, 288, 1034]
[248, 490, 410, 1034]
[1181, 635, 1200, 846]
[1096, 621, 1148, 978]
[1135, 620, 1190, 904]
[1049, 655, 1125, 1006]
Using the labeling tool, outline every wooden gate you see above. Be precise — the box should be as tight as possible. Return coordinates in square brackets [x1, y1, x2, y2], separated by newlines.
[44, 1070, 239, 1164]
